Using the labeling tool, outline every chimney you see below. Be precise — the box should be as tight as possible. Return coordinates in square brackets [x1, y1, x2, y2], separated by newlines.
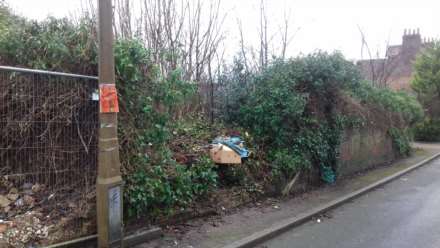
[402, 28, 422, 58]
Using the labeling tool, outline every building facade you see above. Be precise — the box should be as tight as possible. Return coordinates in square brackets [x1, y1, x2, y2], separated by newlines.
[357, 29, 435, 91]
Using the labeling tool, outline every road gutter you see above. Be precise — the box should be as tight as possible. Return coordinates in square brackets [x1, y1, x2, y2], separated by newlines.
[222, 151, 440, 248]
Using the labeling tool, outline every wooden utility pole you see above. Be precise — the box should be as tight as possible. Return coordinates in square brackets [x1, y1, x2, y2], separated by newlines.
[97, 0, 123, 247]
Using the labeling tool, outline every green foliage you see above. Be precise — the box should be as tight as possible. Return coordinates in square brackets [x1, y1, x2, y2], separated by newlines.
[350, 81, 424, 125]
[222, 52, 419, 185]
[292, 118, 345, 182]
[0, 3, 8, 33]
[229, 52, 360, 183]
[0, 14, 205, 218]
[270, 149, 310, 181]
[238, 52, 360, 146]
[388, 128, 411, 156]
[350, 81, 422, 158]
[288, 52, 361, 97]
[412, 42, 440, 99]
[217, 57, 256, 122]
[0, 3, 19, 40]
[114, 39, 195, 150]
[413, 118, 440, 142]
[411, 42, 440, 118]
[125, 156, 217, 218]
[188, 156, 219, 196]
[0, 16, 98, 74]
[113, 40, 208, 217]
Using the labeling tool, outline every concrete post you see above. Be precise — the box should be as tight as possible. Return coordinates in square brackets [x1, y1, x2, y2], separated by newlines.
[97, 0, 123, 247]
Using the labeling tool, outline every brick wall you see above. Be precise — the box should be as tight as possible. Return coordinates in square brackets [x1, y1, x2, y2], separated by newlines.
[337, 127, 396, 177]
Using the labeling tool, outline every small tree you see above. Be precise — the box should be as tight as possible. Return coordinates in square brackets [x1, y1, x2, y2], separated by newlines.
[412, 42, 440, 98]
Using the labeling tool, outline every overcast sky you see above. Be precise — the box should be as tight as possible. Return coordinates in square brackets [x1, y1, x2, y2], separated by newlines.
[7, 0, 440, 60]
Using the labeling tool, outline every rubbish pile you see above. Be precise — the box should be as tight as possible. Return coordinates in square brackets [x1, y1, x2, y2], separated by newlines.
[0, 177, 95, 247]
[210, 136, 249, 165]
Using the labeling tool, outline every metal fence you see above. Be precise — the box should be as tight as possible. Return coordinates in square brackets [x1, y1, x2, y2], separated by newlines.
[0, 66, 99, 246]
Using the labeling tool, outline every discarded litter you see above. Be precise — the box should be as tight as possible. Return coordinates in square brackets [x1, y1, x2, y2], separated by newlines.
[320, 165, 336, 184]
[210, 136, 249, 165]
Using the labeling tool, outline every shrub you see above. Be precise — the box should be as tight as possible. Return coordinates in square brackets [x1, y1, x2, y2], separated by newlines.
[232, 52, 361, 183]
[0, 16, 98, 75]
[350, 81, 423, 158]
[216, 57, 255, 122]
[114, 40, 213, 217]
[125, 156, 217, 218]
[270, 149, 310, 182]
[411, 42, 440, 118]
[188, 156, 219, 196]
[350, 81, 424, 125]
[413, 118, 440, 142]
[238, 52, 360, 147]
[222, 52, 420, 185]
[388, 128, 411, 156]
[412, 42, 440, 100]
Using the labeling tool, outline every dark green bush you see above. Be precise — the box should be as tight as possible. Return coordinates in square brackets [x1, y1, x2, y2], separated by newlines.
[270, 149, 310, 182]
[233, 52, 361, 183]
[188, 156, 219, 196]
[216, 57, 256, 123]
[222, 52, 420, 185]
[413, 118, 440, 142]
[125, 156, 217, 218]
[350, 81, 424, 125]
[388, 128, 411, 156]
[0, 16, 98, 74]
[114, 40, 215, 217]
[238, 52, 360, 147]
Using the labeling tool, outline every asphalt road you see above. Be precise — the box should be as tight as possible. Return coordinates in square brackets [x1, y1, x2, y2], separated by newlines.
[262, 157, 440, 248]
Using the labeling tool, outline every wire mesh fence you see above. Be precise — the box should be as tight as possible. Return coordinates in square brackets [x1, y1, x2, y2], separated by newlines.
[0, 66, 99, 246]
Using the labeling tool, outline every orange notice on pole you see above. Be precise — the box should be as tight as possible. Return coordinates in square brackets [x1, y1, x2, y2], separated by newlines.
[100, 84, 119, 113]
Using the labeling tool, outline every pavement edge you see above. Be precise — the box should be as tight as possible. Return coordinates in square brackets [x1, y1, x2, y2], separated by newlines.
[44, 227, 162, 248]
[221, 151, 440, 248]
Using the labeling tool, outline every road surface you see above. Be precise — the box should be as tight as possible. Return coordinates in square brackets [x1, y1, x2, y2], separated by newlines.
[262, 157, 440, 248]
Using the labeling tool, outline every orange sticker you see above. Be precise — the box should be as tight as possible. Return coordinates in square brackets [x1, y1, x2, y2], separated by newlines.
[100, 84, 119, 113]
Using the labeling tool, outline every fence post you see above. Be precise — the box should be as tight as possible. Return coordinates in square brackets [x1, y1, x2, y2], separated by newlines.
[96, 0, 124, 247]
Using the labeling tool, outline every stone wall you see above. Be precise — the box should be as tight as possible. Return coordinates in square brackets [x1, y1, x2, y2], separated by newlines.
[337, 127, 396, 177]
[289, 126, 398, 194]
